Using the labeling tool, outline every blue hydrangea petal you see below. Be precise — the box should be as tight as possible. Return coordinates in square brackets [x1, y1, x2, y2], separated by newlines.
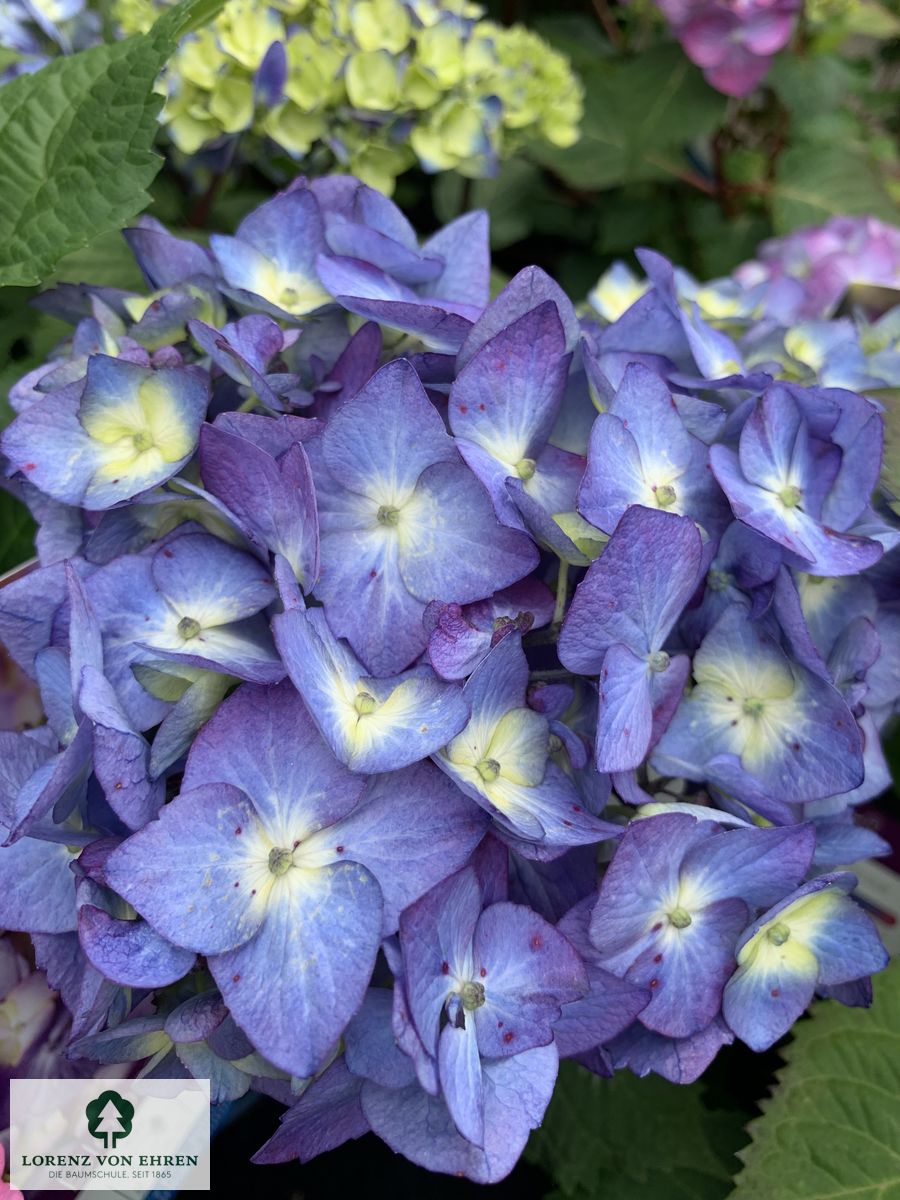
[200, 425, 319, 589]
[344, 988, 417, 1089]
[681, 823, 814, 910]
[607, 1015, 733, 1084]
[103, 782, 269, 955]
[2, 387, 96, 506]
[210, 859, 383, 1077]
[400, 866, 484, 1058]
[77, 903, 196, 987]
[182, 680, 366, 835]
[559, 505, 704, 674]
[251, 1059, 368, 1165]
[449, 302, 569, 465]
[299, 761, 488, 935]
[421, 211, 490, 310]
[589, 813, 715, 963]
[553, 897, 650, 1055]
[361, 1042, 558, 1184]
[273, 604, 470, 773]
[457, 266, 578, 371]
[321, 358, 455, 496]
[0, 836, 78, 933]
[150, 532, 274, 625]
[595, 643, 654, 773]
[626, 895, 750, 1038]
[471, 901, 587, 1058]
[439, 1021, 485, 1146]
[398, 460, 538, 603]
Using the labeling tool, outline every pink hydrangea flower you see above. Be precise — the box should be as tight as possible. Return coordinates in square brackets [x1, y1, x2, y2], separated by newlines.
[656, 0, 801, 95]
[0, 1145, 24, 1200]
[736, 215, 900, 319]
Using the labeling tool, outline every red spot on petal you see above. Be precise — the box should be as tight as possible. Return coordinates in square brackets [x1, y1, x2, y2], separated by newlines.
[792, 742, 801, 751]
[653, 953, 663, 963]
[336, 845, 344, 854]
[503, 1031, 515, 1044]
[163, 549, 173, 558]
[251, 889, 257, 896]
[232, 974, 241, 983]
[572, 805, 582, 813]
[649, 979, 659, 989]
[459, 403, 468, 413]
[114, 782, 123, 791]
[478, 403, 486, 411]
[497, 1020, 504, 1028]
[233, 881, 240, 888]
[530, 934, 542, 950]
[479, 966, 487, 977]
[562, 819, 573, 827]
[369, 569, 377, 578]
[293, 839, 300, 849]
[771, 987, 781, 997]
[441, 961, 450, 975]
[651, 922, 663, 932]
[24, 462, 36, 471]
[234, 826, 242, 835]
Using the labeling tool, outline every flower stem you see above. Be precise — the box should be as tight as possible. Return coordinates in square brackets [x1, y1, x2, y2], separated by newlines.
[552, 562, 569, 630]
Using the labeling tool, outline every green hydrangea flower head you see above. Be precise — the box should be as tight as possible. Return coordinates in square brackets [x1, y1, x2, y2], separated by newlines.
[110, 0, 583, 191]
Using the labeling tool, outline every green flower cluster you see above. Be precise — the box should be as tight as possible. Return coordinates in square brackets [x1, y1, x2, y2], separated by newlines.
[113, 0, 583, 192]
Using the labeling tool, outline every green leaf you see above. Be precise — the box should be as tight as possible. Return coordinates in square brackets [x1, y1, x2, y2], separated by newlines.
[0, 490, 36, 575]
[771, 142, 900, 234]
[876, 387, 900, 516]
[530, 44, 726, 192]
[49, 229, 147, 291]
[0, 0, 226, 288]
[432, 161, 549, 250]
[526, 1061, 747, 1200]
[767, 53, 859, 125]
[733, 961, 900, 1200]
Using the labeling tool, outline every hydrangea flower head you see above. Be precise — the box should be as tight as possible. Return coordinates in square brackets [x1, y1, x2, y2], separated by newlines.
[0, 178, 894, 1189]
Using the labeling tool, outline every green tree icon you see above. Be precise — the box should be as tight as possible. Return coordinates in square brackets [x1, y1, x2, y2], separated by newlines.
[85, 1090, 134, 1149]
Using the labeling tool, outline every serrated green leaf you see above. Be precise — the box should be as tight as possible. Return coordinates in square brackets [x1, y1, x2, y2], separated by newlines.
[526, 1060, 747, 1200]
[0, 491, 36, 575]
[0, 0, 225, 288]
[771, 143, 900, 233]
[733, 961, 900, 1199]
[530, 45, 726, 191]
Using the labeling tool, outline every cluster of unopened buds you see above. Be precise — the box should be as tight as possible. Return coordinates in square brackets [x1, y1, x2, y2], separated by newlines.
[0, 0, 583, 193]
[0, 176, 896, 1182]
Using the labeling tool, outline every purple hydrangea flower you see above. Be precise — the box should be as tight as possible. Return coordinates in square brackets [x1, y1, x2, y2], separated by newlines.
[590, 812, 814, 1038]
[723, 872, 888, 1049]
[307, 358, 537, 675]
[559, 505, 703, 772]
[104, 681, 486, 1076]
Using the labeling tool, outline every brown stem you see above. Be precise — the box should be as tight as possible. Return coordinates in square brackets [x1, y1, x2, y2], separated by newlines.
[589, 0, 624, 49]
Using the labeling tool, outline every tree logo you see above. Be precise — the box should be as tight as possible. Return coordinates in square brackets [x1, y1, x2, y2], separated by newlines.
[85, 1090, 134, 1149]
